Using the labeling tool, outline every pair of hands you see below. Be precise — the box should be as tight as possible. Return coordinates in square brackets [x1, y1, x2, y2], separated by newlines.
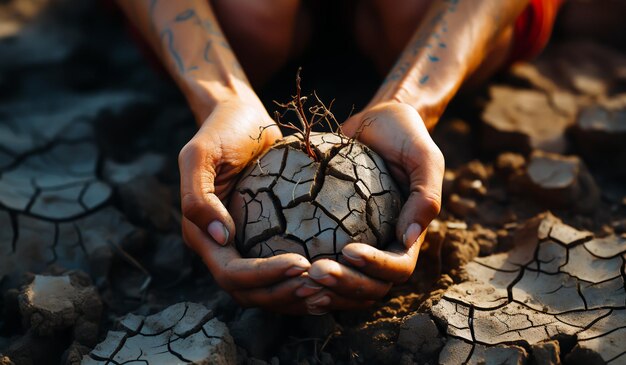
[179, 98, 444, 315]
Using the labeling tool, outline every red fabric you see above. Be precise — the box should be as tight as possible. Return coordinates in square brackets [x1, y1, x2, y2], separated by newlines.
[508, 0, 564, 63]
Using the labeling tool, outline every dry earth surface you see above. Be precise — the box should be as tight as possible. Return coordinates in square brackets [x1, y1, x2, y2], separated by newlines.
[0, 1, 625, 364]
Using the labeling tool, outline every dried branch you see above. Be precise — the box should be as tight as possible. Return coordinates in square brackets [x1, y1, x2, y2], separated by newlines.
[271, 67, 354, 160]
[249, 123, 281, 143]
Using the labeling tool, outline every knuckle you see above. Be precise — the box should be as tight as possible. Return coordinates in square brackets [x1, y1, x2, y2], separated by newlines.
[388, 255, 415, 284]
[181, 193, 207, 221]
[413, 189, 442, 222]
[414, 139, 444, 170]
[431, 145, 445, 171]
[178, 140, 202, 165]
[423, 193, 442, 218]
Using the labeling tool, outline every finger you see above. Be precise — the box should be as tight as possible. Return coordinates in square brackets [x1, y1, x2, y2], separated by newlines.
[183, 218, 310, 290]
[179, 138, 235, 246]
[341, 236, 424, 284]
[304, 289, 375, 315]
[395, 190, 440, 248]
[294, 277, 325, 299]
[307, 259, 392, 300]
[232, 275, 315, 315]
[396, 145, 445, 247]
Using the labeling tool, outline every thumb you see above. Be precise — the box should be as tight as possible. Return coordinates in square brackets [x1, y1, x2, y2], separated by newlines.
[396, 129, 445, 248]
[396, 189, 442, 249]
[396, 146, 444, 248]
[179, 141, 235, 246]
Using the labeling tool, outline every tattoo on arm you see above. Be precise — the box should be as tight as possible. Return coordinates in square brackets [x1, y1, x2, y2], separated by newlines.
[203, 40, 213, 63]
[130, 0, 243, 81]
[175, 9, 196, 22]
[161, 28, 185, 73]
[382, 0, 460, 86]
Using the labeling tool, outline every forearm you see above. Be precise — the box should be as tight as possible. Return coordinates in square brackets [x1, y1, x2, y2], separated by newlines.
[115, 0, 260, 123]
[371, 0, 529, 129]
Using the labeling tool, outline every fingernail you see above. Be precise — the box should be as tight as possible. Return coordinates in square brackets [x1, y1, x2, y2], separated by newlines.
[295, 283, 323, 298]
[341, 248, 366, 267]
[285, 265, 308, 277]
[403, 223, 422, 248]
[208, 220, 229, 246]
[308, 267, 338, 287]
[306, 295, 331, 307]
[311, 274, 337, 287]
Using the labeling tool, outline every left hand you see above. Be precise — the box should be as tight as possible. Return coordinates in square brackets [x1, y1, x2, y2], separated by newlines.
[304, 102, 445, 314]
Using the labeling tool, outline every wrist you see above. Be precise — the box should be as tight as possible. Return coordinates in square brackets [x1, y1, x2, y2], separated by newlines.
[365, 96, 442, 131]
[182, 77, 264, 125]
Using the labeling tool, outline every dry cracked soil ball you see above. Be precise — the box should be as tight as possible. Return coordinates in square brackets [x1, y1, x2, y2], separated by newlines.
[229, 132, 402, 261]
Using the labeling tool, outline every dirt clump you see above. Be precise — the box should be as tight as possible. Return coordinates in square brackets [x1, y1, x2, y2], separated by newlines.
[520, 151, 600, 212]
[18, 271, 102, 346]
[230, 132, 402, 261]
[571, 95, 626, 176]
[495, 152, 526, 177]
[396, 313, 442, 355]
[530, 340, 561, 365]
[481, 86, 576, 154]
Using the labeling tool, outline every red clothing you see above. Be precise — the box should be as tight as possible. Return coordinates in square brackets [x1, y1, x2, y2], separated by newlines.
[509, 0, 564, 63]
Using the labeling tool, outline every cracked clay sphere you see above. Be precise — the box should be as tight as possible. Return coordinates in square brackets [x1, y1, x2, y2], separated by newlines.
[229, 132, 403, 261]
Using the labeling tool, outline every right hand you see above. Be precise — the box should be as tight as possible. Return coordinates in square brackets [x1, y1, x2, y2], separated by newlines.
[179, 99, 318, 314]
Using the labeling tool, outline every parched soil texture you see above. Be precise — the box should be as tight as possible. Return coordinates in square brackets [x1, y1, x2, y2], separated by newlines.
[0, 1, 625, 364]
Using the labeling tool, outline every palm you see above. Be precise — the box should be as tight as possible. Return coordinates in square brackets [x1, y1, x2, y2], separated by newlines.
[194, 102, 282, 201]
[343, 103, 437, 191]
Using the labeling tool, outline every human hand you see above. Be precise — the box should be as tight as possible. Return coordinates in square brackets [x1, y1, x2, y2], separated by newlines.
[179, 99, 320, 314]
[304, 102, 444, 313]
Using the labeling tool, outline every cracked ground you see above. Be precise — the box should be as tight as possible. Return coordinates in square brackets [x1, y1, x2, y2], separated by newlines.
[1, 1, 626, 364]
[432, 214, 626, 364]
[82, 302, 235, 364]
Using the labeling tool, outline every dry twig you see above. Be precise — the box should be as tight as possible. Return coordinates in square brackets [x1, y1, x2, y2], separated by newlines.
[272, 67, 349, 160]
